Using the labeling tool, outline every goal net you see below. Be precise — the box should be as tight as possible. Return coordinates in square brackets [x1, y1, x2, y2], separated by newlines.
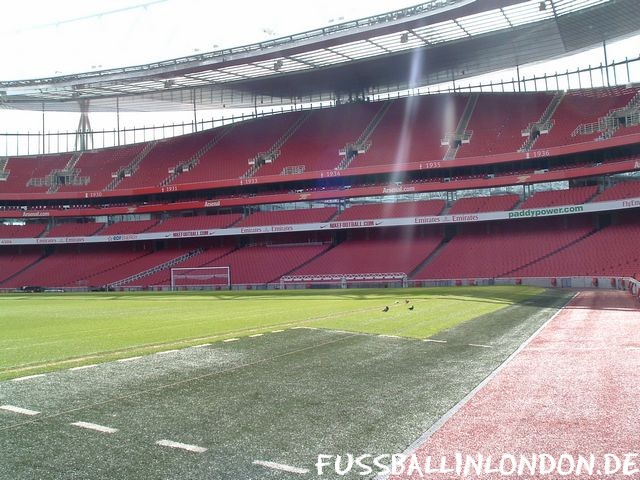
[170, 266, 231, 291]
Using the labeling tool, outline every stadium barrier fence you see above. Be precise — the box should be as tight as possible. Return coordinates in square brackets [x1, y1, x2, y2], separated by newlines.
[1, 277, 638, 302]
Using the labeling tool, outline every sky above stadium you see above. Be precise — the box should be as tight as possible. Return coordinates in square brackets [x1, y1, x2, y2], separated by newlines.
[1, 0, 639, 151]
[1, 0, 423, 80]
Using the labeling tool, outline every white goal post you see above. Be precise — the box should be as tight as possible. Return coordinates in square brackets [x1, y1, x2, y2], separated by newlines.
[170, 266, 231, 291]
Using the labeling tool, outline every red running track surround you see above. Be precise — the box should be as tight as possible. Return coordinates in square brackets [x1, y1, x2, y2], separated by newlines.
[389, 290, 640, 480]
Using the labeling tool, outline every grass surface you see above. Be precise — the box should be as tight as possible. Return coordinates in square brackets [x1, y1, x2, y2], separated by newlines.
[0, 288, 570, 479]
[0, 286, 542, 380]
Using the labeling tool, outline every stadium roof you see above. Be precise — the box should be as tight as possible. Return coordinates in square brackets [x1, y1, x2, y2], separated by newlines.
[1, 0, 639, 112]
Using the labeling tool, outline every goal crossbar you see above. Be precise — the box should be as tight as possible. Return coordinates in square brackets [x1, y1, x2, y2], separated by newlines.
[171, 266, 230, 291]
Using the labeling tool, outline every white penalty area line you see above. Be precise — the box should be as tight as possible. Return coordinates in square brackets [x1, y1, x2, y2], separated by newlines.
[0, 405, 40, 416]
[156, 439, 207, 453]
[11, 374, 45, 382]
[376, 292, 579, 480]
[253, 460, 309, 475]
[70, 364, 98, 371]
[117, 356, 142, 362]
[71, 421, 118, 434]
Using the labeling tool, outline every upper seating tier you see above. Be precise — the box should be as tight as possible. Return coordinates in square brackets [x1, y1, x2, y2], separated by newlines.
[456, 93, 551, 158]
[1, 89, 639, 198]
[535, 88, 638, 149]
[254, 104, 380, 176]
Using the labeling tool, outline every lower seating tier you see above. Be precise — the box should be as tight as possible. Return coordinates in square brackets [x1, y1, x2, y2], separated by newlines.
[1, 213, 639, 288]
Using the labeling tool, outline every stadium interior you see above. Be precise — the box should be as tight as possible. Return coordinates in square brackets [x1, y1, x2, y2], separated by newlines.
[2, 2, 640, 479]
[1, 0, 639, 293]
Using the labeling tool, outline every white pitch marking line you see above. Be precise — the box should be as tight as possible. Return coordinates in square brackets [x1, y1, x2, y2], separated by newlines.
[249, 333, 263, 338]
[423, 339, 447, 343]
[71, 421, 118, 434]
[0, 405, 40, 416]
[253, 460, 309, 475]
[12, 374, 45, 382]
[271, 329, 285, 333]
[70, 364, 97, 371]
[117, 356, 142, 363]
[468, 343, 493, 349]
[192, 343, 211, 348]
[156, 439, 207, 453]
[157, 349, 179, 355]
[223, 338, 239, 343]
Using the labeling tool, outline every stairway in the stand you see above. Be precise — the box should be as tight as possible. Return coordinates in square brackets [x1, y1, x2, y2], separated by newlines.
[442, 93, 479, 160]
[408, 238, 450, 278]
[337, 101, 392, 170]
[242, 111, 312, 178]
[108, 249, 205, 288]
[160, 126, 235, 186]
[519, 91, 565, 152]
[500, 228, 598, 277]
[105, 141, 158, 191]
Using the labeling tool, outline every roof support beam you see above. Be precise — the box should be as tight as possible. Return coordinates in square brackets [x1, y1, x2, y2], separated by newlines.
[366, 38, 391, 54]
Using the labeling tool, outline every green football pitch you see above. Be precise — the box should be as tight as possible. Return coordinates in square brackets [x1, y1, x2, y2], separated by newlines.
[0, 287, 570, 479]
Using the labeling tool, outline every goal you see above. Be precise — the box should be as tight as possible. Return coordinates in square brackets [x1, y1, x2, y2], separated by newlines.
[170, 266, 231, 291]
